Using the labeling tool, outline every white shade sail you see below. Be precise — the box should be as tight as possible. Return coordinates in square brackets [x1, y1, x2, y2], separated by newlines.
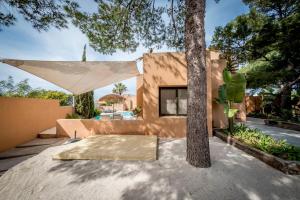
[1, 59, 139, 95]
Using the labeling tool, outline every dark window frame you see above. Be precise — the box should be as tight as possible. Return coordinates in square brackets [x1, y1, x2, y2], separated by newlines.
[159, 86, 187, 116]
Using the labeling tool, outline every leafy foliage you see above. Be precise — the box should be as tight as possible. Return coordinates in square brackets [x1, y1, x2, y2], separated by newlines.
[74, 91, 94, 119]
[74, 45, 95, 119]
[112, 83, 127, 95]
[132, 106, 142, 116]
[93, 108, 101, 116]
[211, 0, 300, 118]
[66, 113, 81, 119]
[216, 69, 246, 132]
[216, 70, 246, 117]
[0, 76, 31, 97]
[0, 76, 72, 105]
[0, 0, 79, 31]
[66, 0, 187, 54]
[225, 124, 300, 161]
[27, 89, 72, 106]
[210, 9, 267, 72]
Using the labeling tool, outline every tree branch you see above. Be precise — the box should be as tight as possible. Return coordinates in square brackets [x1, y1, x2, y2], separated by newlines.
[171, 0, 178, 46]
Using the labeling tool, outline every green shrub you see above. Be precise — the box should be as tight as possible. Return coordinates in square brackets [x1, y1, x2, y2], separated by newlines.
[28, 89, 72, 106]
[225, 124, 300, 161]
[132, 106, 142, 116]
[75, 91, 94, 119]
[94, 108, 101, 116]
[66, 113, 81, 119]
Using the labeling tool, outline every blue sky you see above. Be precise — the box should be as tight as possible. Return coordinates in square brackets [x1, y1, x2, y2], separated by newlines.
[0, 0, 248, 100]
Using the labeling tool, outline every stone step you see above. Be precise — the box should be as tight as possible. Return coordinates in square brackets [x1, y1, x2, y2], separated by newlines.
[16, 138, 63, 148]
[0, 155, 34, 173]
[0, 138, 68, 159]
[0, 145, 51, 159]
[38, 127, 57, 139]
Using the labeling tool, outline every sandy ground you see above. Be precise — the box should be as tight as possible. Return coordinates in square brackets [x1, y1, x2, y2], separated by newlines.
[0, 137, 299, 200]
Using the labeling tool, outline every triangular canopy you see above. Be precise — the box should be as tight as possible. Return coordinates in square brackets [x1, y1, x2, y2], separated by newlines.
[1, 59, 139, 95]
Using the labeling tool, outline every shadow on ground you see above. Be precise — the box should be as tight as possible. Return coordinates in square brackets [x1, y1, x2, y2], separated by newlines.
[45, 138, 300, 200]
[0, 137, 299, 200]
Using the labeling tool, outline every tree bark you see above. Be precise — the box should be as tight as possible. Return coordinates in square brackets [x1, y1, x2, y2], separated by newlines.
[185, 0, 211, 168]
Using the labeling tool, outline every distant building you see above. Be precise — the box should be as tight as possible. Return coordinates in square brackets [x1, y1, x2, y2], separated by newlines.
[98, 94, 137, 112]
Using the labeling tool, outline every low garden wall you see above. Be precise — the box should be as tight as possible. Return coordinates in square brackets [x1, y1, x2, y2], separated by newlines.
[0, 97, 73, 152]
[56, 119, 145, 138]
[56, 118, 187, 138]
[213, 129, 300, 175]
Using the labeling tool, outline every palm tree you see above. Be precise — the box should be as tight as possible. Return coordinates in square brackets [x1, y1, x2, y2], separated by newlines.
[112, 83, 127, 95]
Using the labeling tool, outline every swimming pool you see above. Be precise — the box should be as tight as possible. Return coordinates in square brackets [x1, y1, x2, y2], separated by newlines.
[95, 111, 135, 120]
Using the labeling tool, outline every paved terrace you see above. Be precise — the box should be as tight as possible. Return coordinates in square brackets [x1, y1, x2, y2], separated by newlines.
[245, 117, 300, 147]
[0, 137, 299, 200]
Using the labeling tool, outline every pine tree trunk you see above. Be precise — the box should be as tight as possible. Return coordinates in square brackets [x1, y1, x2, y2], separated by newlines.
[185, 0, 211, 168]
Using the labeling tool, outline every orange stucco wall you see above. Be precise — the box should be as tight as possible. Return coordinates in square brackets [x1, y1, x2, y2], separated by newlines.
[0, 97, 73, 152]
[57, 119, 144, 138]
[56, 51, 246, 138]
[142, 52, 214, 137]
[136, 74, 144, 109]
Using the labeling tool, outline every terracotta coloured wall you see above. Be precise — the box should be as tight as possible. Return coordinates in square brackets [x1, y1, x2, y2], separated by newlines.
[57, 119, 144, 138]
[56, 51, 246, 138]
[136, 74, 144, 109]
[0, 97, 73, 152]
[142, 52, 213, 137]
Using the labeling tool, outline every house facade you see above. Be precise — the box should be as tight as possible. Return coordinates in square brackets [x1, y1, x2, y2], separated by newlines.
[57, 51, 246, 138]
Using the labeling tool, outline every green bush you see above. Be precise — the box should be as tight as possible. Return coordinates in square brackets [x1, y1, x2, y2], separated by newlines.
[28, 89, 72, 106]
[225, 124, 300, 161]
[132, 106, 142, 116]
[66, 113, 81, 119]
[75, 91, 94, 119]
[94, 108, 101, 116]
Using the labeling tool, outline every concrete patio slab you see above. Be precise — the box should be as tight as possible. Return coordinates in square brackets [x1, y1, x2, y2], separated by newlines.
[53, 135, 157, 161]
[245, 117, 300, 147]
[0, 137, 299, 200]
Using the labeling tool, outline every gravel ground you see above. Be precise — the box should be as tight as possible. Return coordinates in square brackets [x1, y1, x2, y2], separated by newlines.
[0, 137, 299, 200]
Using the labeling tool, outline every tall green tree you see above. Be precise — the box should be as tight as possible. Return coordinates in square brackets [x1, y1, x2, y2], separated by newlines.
[74, 45, 95, 119]
[210, 0, 300, 117]
[0, 76, 72, 105]
[210, 9, 266, 72]
[68, 0, 219, 167]
[0, 0, 78, 31]
[0, 76, 32, 97]
[112, 83, 127, 95]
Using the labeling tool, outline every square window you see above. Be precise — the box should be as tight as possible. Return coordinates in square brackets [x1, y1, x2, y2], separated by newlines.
[159, 87, 187, 116]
